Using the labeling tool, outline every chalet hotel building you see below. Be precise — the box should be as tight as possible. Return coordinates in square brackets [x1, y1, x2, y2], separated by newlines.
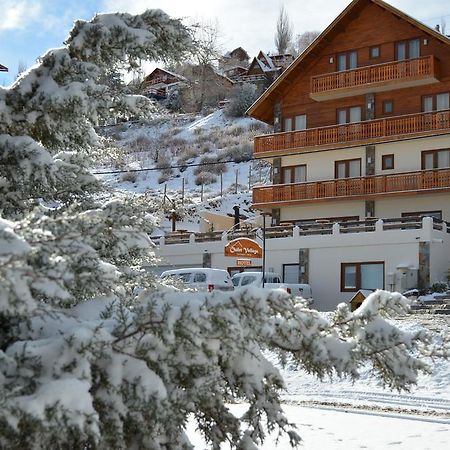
[247, 0, 450, 305]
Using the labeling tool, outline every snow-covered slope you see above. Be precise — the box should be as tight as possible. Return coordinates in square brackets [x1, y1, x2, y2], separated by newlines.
[98, 110, 272, 232]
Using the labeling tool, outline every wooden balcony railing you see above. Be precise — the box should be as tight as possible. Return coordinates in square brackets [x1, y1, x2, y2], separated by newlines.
[254, 109, 450, 156]
[253, 167, 450, 206]
[310, 55, 439, 100]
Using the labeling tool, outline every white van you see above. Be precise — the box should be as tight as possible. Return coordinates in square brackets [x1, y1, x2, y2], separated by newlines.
[160, 268, 234, 292]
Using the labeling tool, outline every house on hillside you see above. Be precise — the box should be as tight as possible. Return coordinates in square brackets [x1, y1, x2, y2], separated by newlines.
[247, 0, 450, 308]
[219, 47, 250, 72]
[0, 63, 8, 72]
[235, 52, 294, 89]
[141, 68, 187, 100]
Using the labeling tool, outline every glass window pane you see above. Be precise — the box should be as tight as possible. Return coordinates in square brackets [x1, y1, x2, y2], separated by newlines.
[361, 264, 384, 290]
[295, 114, 307, 130]
[338, 109, 347, 124]
[437, 150, 450, 168]
[436, 93, 449, 111]
[424, 152, 434, 169]
[344, 265, 357, 289]
[241, 275, 256, 286]
[193, 273, 206, 282]
[409, 39, 420, 59]
[284, 118, 292, 132]
[396, 42, 406, 60]
[283, 168, 292, 184]
[294, 166, 306, 182]
[349, 107, 361, 123]
[370, 47, 380, 58]
[283, 265, 299, 283]
[349, 51, 358, 69]
[336, 162, 346, 179]
[338, 53, 347, 71]
[349, 159, 361, 177]
[423, 96, 433, 112]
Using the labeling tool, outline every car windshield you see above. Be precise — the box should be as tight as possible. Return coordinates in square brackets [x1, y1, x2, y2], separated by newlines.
[232, 277, 240, 286]
[241, 275, 257, 286]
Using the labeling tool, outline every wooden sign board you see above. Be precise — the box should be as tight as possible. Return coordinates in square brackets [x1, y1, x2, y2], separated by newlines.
[236, 259, 252, 267]
[224, 238, 263, 259]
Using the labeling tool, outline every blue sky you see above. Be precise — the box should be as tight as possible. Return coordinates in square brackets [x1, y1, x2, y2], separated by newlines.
[1, 0, 449, 86]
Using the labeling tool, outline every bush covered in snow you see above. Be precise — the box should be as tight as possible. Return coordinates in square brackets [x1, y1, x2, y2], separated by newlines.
[0, 9, 447, 450]
[226, 83, 260, 117]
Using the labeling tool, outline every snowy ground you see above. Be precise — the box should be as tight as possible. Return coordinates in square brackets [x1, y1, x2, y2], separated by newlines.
[189, 314, 450, 449]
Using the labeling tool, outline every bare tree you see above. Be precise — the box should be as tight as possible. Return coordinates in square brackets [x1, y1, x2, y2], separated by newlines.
[15, 60, 27, 79]
[290, 30, 321, 56]
[274, 5, 293, 55]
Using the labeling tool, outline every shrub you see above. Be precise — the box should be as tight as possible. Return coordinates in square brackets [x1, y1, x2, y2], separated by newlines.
[195, 171, 217, 185]
[220, 142, 253, 162]
[121, 171, 138, 183]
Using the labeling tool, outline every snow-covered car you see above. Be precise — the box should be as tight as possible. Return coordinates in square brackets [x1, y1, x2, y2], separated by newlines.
[160, 268, 234, 292]
[231, 271, 313, 304]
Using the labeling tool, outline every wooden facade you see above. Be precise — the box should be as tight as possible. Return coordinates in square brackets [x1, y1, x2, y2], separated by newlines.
[247, 0, 450, 223]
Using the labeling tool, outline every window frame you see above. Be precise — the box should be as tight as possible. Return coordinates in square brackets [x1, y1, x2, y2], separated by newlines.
[369, 46, 380, 59]
[421, 148, 450, 169]
[282, 164, 307, 184]
[422, 93, 450, 112]
[336, 106, 363, 124]
[382, 154, 395, 170]
[336, 50, 358, 72]
[283, 114, 307, 132]
[341, 261, 385, 292]
[335, 158, 362, 179]
[383, 100, 394, 115]
[395, 38, 420, 60]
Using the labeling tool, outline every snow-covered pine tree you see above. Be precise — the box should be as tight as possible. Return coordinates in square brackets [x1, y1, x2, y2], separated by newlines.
[0, 9, 446, 450]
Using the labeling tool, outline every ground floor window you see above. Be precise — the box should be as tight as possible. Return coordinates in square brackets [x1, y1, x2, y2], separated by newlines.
[283, 264, 299, 283]
[341, 262, 384, 292]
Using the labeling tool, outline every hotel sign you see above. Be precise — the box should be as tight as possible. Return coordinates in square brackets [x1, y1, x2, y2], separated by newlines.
[224, 238, 263, 258]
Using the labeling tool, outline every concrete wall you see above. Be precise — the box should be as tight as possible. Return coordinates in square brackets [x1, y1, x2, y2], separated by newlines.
[154, 218, 449, 311]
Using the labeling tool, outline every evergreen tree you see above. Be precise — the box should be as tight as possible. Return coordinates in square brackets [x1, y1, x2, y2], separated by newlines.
[0, 9, 446, 450]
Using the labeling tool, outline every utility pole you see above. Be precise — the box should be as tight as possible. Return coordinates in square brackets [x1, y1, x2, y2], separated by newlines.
[235, 169, 239, 194]
[220, 172, 223, 197]
[181, 177, 185, 204]
[261, 212, 271, 288]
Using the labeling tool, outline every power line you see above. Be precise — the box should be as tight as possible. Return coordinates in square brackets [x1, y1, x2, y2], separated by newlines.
[92, 157, 257, 175]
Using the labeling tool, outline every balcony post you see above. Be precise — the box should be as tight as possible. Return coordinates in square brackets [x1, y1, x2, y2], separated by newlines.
[332, 222, 340, 235]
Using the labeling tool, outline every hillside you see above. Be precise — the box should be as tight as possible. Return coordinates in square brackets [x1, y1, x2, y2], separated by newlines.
[98, 109, 272, 232]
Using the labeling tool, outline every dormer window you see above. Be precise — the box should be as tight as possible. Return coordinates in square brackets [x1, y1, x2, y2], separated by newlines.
[337, 50, 357, 71]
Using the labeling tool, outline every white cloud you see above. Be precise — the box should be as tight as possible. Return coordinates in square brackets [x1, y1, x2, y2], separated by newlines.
[0, 0, 42, 31]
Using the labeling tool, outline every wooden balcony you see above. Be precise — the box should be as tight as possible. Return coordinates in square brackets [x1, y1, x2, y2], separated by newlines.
[253, 167, 450, 207]
[310, 55, 439, 101]
[254, 110, 450, 157]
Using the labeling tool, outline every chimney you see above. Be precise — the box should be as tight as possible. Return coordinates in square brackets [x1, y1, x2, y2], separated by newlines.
[435, 24, 441, 33]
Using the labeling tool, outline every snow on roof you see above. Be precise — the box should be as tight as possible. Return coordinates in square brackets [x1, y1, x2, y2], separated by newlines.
[146, 67, 187, 82]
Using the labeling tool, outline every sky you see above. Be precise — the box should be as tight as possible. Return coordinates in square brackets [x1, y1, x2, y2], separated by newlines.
[1, 0, 449, 86]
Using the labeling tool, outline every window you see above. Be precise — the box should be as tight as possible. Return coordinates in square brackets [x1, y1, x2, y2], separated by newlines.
[335, 158, 361, 179]
[422, 149, 450, 169]
[283, 264, 299, 283]
[341, 262, 384, 292]
[284, 115, 307, 132]
[423, 93, 450, 112]
[382, 154, 395, 170]
[241, 275, 257, 286]
[295, 114, 307, 130]
[193, 272, 207, 283]
[396, 38, 420, 60]
[337, 106, 362, 124]
[383, 100, 393, 114]
[370, 46, 380, 59]
[284, 117, 293, 132]
[282, 165, 307, 184]
[337, 50, 358, 71]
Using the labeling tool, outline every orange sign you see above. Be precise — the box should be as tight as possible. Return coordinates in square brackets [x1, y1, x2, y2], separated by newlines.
[224, 238, 263, 258]
[236, 259, 252, 267]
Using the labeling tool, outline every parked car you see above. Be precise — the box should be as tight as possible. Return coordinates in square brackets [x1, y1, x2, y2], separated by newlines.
[160, 268, 234, 292]
[231, 271, 313, 304]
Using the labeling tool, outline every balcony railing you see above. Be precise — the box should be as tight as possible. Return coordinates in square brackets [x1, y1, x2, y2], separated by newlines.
[310, 55, 439, 100]
[253, 167, 450, 206]
[254, 109, 450, 156]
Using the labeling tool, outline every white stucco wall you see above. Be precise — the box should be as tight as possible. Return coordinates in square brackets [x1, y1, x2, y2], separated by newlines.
[154, 219, 449, 311]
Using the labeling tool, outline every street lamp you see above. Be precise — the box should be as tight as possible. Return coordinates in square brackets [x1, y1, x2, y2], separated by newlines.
[260, 212, 271, 288]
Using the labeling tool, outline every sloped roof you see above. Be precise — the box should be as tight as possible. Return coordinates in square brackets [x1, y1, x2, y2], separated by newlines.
[247, 0, 450, 123]
[144, 67, 186, 82]
[0, 64, 8, 72]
